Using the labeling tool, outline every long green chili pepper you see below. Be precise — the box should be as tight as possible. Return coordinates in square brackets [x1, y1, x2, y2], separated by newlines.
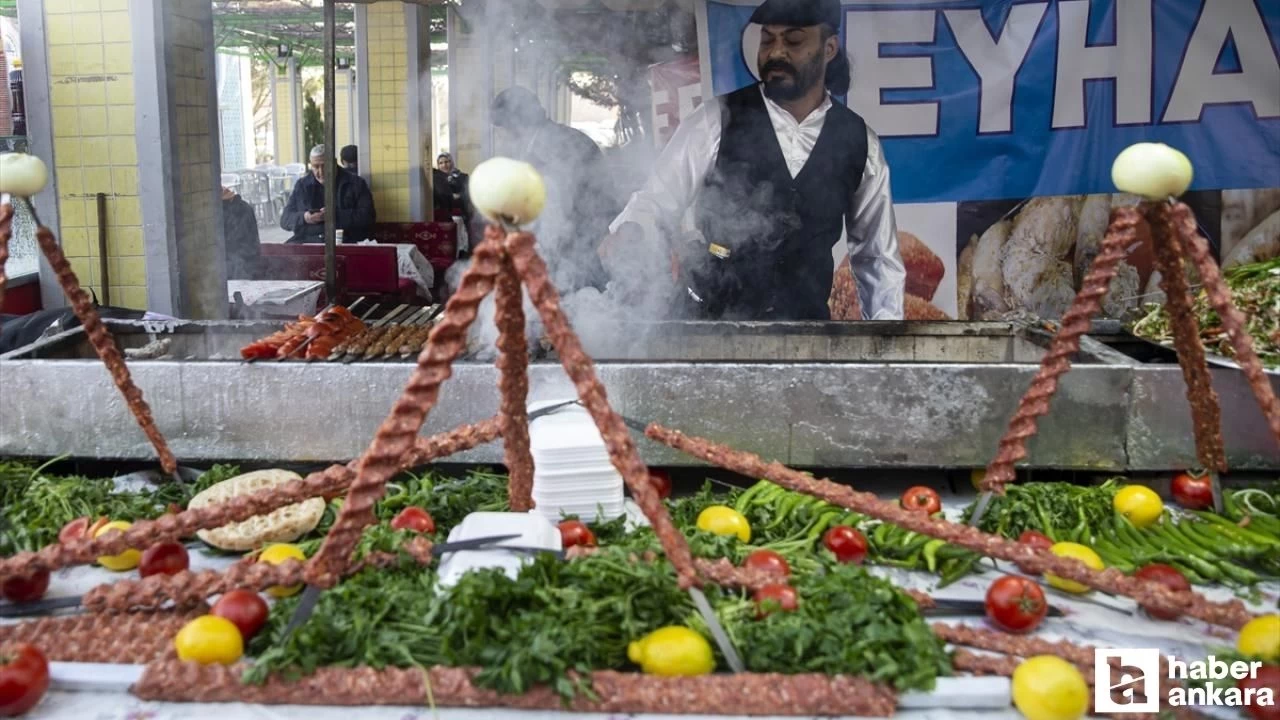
[922, 540, 945, 573]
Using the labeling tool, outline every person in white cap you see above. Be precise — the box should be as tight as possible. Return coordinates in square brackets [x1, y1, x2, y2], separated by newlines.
[280, 144, 375, 244]
[603, 0, 905, 321]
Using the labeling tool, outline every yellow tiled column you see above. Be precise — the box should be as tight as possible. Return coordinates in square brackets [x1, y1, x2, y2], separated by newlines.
[166, 0, 223, 319]
[272, 58, 301, 165]
[362, 3, 411, 222]
[334, 68, 353, 150]
[44, 0, 146, 308]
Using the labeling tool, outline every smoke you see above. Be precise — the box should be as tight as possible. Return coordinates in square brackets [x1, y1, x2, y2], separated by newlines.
[442, 0, 700, 360]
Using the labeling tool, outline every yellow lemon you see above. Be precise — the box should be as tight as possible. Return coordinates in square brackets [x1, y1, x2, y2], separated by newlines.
[696, 505, 751, 542]
[1113, 486, 1163, 528]
[1044, 542, 1104, 594]
[1236, 614, 1280, 662]
[1011, 655, 1089, 720]
[174, 615, 244, 665]
[94, 520, 141, 571]
[627, 626, 715, 676]
[257, 543, 306, 598]
[970, 469, 986, 491]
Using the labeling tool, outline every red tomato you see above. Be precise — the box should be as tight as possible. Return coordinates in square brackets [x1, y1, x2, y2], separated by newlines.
[900, 486, 942, 515]
[743, 549, 791, 578]
[0, 643, 49, 718]
[1134, 564, 1191, 620]
[1171, 472, 1213, 510]
[57, 516, 108, 544]
[1017, 530, 1054, 551]
[647, 469, 672, 500]
[390, 507, 436, 534]
[211, 589, 270, 642]
[823, 526, 868, 564]
[0, 570, 50, 604]
[753, 583, 799, 617]
[984, 575, 1048, 633]
[1238, 665, 1280, 720]
[139, 541, 190, 578]
[558, 520, 597, 548]
[1014, 530, 1054, 571]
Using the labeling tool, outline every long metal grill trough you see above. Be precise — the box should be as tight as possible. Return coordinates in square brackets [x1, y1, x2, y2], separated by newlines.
[1, 318, 1276, 470]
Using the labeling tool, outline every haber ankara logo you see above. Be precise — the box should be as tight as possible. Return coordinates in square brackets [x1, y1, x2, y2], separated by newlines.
[1095, 649, 1160, 713]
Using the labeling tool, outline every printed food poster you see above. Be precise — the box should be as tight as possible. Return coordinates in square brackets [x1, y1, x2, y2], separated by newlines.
[675, 0, 1280, 320]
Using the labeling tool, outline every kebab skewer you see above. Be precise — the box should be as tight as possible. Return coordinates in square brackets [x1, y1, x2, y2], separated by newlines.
[396, 305, 444, 358]
[359, 306, 432, 361]
[329, 303, 410, 360]
[0, 153, 180, 477]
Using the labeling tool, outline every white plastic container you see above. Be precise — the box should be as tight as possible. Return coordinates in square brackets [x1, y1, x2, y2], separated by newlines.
[435, 511, 561, 589]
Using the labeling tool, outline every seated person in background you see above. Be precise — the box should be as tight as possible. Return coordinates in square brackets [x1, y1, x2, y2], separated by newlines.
[221, 186, 263, 280]
[432, 152, 471, 220]
[280, 144, 376, 244]
[340, 145, 358, 175]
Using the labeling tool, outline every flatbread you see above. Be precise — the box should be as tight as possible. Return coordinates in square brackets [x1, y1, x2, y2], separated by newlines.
[188, 469, 325, 551]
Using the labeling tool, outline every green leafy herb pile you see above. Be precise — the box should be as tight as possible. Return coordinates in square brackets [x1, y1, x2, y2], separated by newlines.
[248, 546, 949, 698]
[960, 479, 1121, 542]
[0, 460, 240, 555]
[1130, 257, 1280, 368]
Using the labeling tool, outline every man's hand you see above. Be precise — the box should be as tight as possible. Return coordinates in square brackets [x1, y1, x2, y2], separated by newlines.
[598, 222, 643, 263]
[304, 208, 325, 225]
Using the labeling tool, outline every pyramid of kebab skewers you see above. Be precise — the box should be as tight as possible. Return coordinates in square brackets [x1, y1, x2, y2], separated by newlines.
[0, 148, 1274, 717]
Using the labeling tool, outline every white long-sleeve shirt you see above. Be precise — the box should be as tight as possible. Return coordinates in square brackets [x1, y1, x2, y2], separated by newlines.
[611, 86, 906, 320]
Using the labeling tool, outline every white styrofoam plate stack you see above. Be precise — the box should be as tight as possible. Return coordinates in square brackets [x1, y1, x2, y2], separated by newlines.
[528, 399, 625, 523]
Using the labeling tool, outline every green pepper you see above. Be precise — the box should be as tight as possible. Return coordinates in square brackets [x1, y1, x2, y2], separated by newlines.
[1193, 512, 1280, 549]
[765, 494, 806, 530]
[1169, 560, 1208, 585]
[805, 510, 842, 544]
[922, 539, 945, 573]
[939, 555, 981, 587]
[733, 481, 767, 512]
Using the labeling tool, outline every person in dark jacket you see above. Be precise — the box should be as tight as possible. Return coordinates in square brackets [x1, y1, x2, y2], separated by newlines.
[431, 152, 472, 220]
[280, 144, 376, 243]
[221, 186, 263, 279]
[340, 145, 358, 175]
[490, 87, 618, 293]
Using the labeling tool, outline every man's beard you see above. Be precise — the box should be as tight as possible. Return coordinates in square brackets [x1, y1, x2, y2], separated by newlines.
[760, 54, 824, 102]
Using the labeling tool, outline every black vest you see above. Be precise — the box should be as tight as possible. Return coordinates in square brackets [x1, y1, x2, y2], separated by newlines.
[689, 85, 868, 320]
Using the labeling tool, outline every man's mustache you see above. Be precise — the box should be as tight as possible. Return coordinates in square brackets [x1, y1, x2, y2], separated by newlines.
[761, 60, 797, 78]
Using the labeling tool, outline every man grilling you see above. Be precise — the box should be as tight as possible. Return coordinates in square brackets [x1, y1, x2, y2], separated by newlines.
[603, 0, 905, 320]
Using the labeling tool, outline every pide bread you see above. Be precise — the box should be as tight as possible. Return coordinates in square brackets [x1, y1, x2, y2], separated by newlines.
[189, 469, 325, 551]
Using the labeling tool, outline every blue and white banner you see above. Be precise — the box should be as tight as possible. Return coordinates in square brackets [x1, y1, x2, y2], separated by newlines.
[700, 0, 1280, 203]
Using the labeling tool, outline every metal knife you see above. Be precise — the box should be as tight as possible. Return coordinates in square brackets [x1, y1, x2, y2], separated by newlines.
[0, 595, 83, 618]
[923, 597, 1065, 618]
[688, 586, 745, 673]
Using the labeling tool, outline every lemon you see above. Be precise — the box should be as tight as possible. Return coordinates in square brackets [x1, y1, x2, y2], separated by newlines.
[1044, 542, 1104, 594]
[970, 469, 986, 491]
[174, 615, 244, 665]
[1011, 655, 1089, 720]
[627, 626, 715, 676]
[1113, 485, 1163, 528]
[257, 543, 306, 598]
[94, 520, 141, 571]
[696, 505, 751, 542]
[1236, 614, 1280, 662]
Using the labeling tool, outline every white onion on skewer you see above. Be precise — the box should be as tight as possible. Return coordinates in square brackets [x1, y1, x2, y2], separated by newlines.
[468, 157, 546, 226]
[1111, 142, 1193, 200]
[0, 152, 50, 197]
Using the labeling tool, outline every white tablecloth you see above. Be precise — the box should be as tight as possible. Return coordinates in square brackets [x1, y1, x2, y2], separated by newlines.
[9, 490, 1274, 720]
[358, 242, 435, 300]
[227, 280, 325, 317]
